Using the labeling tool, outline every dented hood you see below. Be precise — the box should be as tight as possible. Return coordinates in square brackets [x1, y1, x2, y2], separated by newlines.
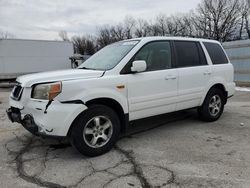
[17, 69, 104, 87]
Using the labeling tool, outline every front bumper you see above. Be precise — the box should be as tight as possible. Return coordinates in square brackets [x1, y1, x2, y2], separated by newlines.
[7, 98, 88, 137]
[7, 107, 39, 135]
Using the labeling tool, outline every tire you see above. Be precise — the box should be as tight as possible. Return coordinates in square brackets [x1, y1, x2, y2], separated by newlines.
[198, 88, 225, 122]
[70, 105, 121, 157]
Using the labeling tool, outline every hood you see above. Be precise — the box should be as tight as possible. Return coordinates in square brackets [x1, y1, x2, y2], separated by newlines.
[17, 69, 104, 87]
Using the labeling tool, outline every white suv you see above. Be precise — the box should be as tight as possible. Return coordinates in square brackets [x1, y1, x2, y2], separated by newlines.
[7, 37, 235, 156]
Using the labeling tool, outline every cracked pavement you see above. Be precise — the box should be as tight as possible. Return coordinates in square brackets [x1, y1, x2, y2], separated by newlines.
[0, 88, 250, 188]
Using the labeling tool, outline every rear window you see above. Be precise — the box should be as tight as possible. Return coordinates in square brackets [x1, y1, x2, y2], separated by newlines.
[203, 42, 228, 64]
[174, 41, 207, 68]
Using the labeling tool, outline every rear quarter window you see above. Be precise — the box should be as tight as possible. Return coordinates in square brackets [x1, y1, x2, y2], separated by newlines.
[203, 42, 228, 64]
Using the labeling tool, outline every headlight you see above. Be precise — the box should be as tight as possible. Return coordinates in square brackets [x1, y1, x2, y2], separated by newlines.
[32, 82, 62, 100]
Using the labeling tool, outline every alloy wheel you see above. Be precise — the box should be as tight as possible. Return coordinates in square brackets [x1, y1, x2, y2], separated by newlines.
[83, 116, 113, 148]
[208, 95, 222, 116]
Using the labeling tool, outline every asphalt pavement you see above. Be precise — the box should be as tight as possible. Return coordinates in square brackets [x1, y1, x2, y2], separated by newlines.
[0, 88, 250, 188]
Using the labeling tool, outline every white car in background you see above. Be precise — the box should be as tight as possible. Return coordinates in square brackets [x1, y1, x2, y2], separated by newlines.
[7, 37, 235, 156]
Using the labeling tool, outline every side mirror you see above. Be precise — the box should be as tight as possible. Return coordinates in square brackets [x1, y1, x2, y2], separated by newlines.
[131, 60, 147, 73]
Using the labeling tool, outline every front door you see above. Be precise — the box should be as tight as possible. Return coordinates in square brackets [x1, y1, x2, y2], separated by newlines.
[125, 41, 178, 120]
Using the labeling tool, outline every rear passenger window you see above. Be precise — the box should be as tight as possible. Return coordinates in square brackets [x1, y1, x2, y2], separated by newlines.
[174, 41, 207, 68]
[204, 42, 228, 64]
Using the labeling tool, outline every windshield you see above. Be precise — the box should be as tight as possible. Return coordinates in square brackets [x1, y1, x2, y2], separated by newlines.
[78, 40, 139, 70]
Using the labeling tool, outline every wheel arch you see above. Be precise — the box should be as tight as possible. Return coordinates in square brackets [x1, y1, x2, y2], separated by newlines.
[67, 97, 128, 136]
[201, 83, 228, 106]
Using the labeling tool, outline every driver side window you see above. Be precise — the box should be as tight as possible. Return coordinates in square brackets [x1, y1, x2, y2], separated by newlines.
[133, 41, 172, 71]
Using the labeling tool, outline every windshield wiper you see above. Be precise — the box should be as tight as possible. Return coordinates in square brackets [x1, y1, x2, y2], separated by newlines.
[79, 67, 105, 71]
[79, 67, 96, 70]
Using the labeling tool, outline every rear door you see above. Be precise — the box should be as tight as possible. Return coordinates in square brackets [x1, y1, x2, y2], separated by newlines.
[174, 41, 211, 110]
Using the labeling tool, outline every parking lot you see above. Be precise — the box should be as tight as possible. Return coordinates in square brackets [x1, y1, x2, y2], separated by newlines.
[0, 88, 250, 188]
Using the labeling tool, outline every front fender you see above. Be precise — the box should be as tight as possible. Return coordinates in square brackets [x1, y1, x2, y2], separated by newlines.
[62, 88, 128, 114]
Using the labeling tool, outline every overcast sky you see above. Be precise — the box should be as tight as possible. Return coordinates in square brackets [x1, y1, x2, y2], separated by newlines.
[0, 0, 201, 40]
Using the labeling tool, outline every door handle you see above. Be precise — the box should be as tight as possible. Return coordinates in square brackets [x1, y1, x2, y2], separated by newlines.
[165, 75, 177, 80]
[203, 71, 212, 75]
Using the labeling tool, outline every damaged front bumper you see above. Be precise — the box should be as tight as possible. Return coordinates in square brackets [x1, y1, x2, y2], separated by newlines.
[7, 107, 39, 135]
[7, 98, 88, 137]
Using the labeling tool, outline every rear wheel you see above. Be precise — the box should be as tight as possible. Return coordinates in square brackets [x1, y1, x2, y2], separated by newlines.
[198, 88, 225, 122]
[70, 105, 121, 157]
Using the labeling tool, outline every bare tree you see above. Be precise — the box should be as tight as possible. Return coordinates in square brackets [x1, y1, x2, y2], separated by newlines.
[71, 0, 250, 52]
[123, 16, 136, 39]
[243, 0, 250, 38]
[110, 24, 126, 40]
[85, 36, 96, 55]
[58, 30, 69, 41]
[0, 30, 15, 39]
[155, 14, 168, 36]
[96, 26, 116, 48]
[71, 35, 96, 55]
[196, 0, 241, 41]
[235, 0, 250, 39]
[245, 14, 250, 38]
[163, 16, 179, 36]
[134, 19, 150, 37]
[148, 21, 160, 36]
[182, 13, 197, 37]
[171, 15, 192, 37]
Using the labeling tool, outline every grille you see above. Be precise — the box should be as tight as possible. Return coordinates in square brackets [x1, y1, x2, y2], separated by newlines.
[11, 84, 23, 100]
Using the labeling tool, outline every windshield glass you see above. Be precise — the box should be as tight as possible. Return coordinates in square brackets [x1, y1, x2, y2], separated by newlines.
[78, 40, 139, 70]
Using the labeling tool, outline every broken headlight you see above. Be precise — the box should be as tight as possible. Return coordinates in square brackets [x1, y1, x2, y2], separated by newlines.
[31, 82, 62, 100]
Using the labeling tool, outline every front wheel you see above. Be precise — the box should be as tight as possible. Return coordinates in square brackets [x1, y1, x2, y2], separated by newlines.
[70, 105, 121, 157]
[198, 88, 225, 122]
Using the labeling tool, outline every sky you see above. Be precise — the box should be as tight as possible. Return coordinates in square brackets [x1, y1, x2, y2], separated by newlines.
[0, 0, 201, 40]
